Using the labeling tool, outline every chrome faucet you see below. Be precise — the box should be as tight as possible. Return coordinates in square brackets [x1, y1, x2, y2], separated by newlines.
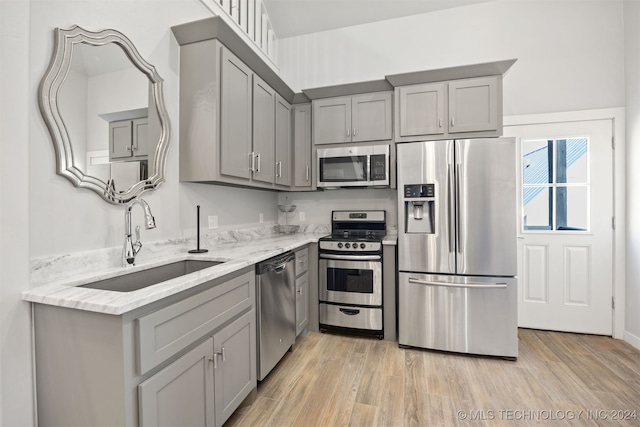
[123, 198, 156, 266]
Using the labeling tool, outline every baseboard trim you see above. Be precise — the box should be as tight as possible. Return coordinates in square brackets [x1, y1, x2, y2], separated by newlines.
[623, 330, 640, 351]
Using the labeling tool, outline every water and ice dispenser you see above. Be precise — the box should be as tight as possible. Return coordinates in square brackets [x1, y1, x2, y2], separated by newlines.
[403, 184, 435, 234]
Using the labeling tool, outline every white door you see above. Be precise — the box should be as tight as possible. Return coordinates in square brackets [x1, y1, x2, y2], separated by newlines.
[504, 119, 613, 335]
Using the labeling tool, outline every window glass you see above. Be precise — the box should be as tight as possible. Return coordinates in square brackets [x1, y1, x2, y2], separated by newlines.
[522, 137, 589, 232]
[523, 139, 551, 184]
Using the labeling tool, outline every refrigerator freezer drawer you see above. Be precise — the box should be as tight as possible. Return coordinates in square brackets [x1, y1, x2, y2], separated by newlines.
[398, 272, 518, 358]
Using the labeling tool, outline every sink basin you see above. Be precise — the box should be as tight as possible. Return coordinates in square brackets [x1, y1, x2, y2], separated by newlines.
[79, 260, 224, 292]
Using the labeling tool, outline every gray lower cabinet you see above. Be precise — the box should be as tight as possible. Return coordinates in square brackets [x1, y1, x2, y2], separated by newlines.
[294, 247, 310, 336]
[33, 267, 256, 427]
[292, 103, 314, 190]
[138, 309, 256, 427]
[395, 75, 502, 142]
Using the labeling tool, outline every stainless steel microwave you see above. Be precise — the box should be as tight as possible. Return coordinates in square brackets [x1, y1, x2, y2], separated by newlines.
[317, 144, 390, 188]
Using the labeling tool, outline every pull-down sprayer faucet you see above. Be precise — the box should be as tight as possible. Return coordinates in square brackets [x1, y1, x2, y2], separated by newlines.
[123, 198, 156, 266]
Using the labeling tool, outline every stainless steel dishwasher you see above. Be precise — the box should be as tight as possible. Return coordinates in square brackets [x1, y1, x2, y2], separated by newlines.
[256, 251, 296, 381]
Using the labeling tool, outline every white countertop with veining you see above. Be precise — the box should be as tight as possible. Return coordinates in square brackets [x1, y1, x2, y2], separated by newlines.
[23, 233, 326, 316]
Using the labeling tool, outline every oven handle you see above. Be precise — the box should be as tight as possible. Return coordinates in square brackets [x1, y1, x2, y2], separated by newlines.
[408, 278, 507, 289]
[320, 254, 382, 261]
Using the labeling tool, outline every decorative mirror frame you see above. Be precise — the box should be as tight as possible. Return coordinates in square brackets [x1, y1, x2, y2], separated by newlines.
[39, 25, 170, 204]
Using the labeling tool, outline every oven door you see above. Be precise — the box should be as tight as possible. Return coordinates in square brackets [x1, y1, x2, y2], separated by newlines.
[319, 255, 382, 306]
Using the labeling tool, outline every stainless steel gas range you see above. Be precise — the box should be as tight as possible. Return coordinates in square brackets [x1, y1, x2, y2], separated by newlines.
[318, 210, 386, 339]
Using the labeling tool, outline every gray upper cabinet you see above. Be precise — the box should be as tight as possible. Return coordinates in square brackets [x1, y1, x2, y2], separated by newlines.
[178, 38, 293, 190]
[395, 75, 502, 142]
[448, 76, 499, 133]
[313, 92, 392, 145]
[275, 94, 292, 187]
[292, 104, 314, 190]
[220, 46, 253, 181]
[109, 117, 148, 161]
[252, 75, 276, 184]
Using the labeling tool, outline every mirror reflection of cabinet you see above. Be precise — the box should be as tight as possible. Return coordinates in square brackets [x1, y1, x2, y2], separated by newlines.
[109, 118, 149, 160]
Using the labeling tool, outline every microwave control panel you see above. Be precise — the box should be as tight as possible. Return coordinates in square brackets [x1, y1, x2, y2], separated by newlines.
[370, 154, 387, 180]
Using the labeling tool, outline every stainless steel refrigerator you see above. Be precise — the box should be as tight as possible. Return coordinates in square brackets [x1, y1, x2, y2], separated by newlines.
[397, 138, 518, 358]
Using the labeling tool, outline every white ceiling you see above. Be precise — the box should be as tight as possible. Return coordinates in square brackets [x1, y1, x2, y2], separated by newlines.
[262, 0, 496, 39]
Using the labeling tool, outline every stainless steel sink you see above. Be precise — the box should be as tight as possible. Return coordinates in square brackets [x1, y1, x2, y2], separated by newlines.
[79, 260, 224, 292]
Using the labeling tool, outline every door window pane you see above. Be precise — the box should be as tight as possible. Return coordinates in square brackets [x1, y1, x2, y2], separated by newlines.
[556, 186, 588, 231]
[523, 139, 552, 184]
[556, 138, 588, 184]
[522, 137, 590, 232]
[523, 187, 552, 230]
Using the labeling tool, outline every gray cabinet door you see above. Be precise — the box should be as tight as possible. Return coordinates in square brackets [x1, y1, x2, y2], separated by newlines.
[448, 76, 498, 133]
[252, 75, 275, 184]
[295, 273, 309, 336]
[110, 120, 133, 159]
[396, 82, 445, 139]
[313, 96, 351, 144]
[275, 94, 292, 187]
[132, 118, 149, 157]
[138, 339, 215, 427]
[351, 92, 392, 142]
[220, 46, 253, 180]
[213, 309, 256, 427]
[293, 104, 312, 189]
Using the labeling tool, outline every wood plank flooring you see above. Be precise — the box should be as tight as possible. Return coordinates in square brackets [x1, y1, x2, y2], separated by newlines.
[226, 329, 640, 426]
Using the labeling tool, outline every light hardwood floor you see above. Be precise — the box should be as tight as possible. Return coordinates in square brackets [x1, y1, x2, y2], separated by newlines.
[226, 329, 640, 426]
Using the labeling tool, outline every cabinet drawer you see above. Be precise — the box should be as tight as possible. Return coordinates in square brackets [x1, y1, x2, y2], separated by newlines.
[136, 270, 255, 375]
[295, 247, 309, 277]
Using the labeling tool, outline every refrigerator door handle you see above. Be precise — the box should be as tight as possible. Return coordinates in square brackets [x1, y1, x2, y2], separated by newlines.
[408, 278, 507, 289]
[447, 164, 455, 254]
[456, 163, 463, 254]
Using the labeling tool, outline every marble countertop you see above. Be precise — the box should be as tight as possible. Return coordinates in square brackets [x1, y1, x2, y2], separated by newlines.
[23, 233, 326, 316]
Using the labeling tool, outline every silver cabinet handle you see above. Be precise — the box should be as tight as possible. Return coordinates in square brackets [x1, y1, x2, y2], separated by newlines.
[126, 146, 131, 152]
[346, 128, 350, 137]
[249, 152, 255, 171]
[256, 153, 261, 173]
[451, 117, 455, 127]
[276, 161, 282, 178]
[439, 118, 443, 128]
[221, 347, 226, 362]
[408, 278, 507, 289]
[353, 127, 356, 137]
[306, 164, 310, 181]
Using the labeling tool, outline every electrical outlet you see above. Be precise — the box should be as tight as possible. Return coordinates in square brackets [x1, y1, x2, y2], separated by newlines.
[299, 212, 306, 222]
[208, 215, 218, 229]
[259, 213, 264, 223]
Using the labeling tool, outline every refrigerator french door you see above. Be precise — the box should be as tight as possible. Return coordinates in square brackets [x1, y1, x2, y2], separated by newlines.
[397, 139, 518, 358]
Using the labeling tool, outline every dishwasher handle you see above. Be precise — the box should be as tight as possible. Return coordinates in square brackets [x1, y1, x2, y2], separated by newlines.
[256, 251, 295, 275]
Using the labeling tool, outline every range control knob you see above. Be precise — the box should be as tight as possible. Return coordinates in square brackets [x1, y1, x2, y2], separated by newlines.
[360, 243, 366, 249]
[352, 243, 358, 249]
[345, 243, 351, 249]
[337, 242, 343, 249]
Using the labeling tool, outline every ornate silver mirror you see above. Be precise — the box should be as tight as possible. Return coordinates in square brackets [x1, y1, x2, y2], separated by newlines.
[39, 25, 170, 204]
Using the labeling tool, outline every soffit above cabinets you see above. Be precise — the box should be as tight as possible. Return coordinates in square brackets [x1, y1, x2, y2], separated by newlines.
[171, 17, 295, 103]
[302, 79, 393, 100]
[301, 58, 517, 100]
[385, 58, 517, 87]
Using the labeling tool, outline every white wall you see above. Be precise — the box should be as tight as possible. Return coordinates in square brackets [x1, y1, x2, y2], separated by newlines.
[1, 1, 33, 425]
[624, 0, 640, 347]
[278, 0, 625, 116]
